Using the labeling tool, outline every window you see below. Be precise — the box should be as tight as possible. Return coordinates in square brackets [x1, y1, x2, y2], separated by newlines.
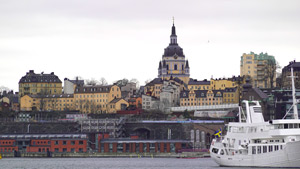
[252, 146, 256, 154]
[79, 141, 83, 145]
[257, 146, 261, 154]
[269, 145, 273, 152]
[63, 141, 67, 145]
[71, 141, 75, 145]
[55, 141, 59, 145]
[263, 146, 267, 153]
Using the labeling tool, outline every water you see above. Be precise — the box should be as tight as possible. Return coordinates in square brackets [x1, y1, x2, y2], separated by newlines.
[0, 158, 282, 169]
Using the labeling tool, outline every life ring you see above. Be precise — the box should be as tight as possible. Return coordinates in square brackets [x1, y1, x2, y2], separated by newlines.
[232, 152, 234, 155]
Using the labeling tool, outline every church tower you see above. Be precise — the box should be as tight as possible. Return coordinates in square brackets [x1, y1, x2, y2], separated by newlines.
[158, 21, 190, 84]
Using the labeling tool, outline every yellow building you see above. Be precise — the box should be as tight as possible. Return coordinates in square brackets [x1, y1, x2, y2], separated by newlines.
[107, 98, 129, 113]
[188, 79, 210, 91]
[180, 90, 223, 107]
[157, 22, 190, 84]
[240, 52, 277, 88]
[19, 70, 62, 97]
[74, 85, 123, 114]
[20, 94, 75, 111]
[223, 87, 239, 104]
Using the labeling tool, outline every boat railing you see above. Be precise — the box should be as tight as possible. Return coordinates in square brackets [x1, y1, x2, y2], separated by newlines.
[213, 137, 225, 143]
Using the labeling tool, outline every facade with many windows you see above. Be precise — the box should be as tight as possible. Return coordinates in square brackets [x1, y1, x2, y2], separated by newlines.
[74, 85, 122, 114]
[180, 87, 239, 107]
[19, 70, 62, 97]
[20, 94, 75, 111]
[240, 52, 276, 88]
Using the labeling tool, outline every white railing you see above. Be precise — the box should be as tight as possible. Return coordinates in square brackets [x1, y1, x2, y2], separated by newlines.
[171, 104, 239, 112]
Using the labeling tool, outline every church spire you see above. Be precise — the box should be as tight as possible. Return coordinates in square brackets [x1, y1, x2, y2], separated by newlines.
[172, 17, 176, 35]
[170, 17, 177, 45]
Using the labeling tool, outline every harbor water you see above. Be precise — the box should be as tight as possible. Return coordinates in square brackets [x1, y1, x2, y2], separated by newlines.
[0, 157, 279, 169]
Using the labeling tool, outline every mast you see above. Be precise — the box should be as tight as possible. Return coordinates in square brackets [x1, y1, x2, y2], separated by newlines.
[291, 67, 299, 119]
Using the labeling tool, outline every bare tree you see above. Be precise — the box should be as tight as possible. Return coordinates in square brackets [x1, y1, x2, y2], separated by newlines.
[265, 60, 281, 89]
[144, 79, 152, 85]
[86, 78, 98, 86]
[99, 77, 108, 86]
[114, 78, 129, 87]
[73, 76, 84, 80]
[130, 78, 140, 89]
[0, 86, 10, 95]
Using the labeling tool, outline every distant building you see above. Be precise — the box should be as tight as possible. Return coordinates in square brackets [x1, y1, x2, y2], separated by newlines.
[273, 89, 300, 119]
[128, 97, 142, 108]
[188, 78, 210, 91]
[121, 82, 136, 99]
[280, 60, 300, 89]
[240, 52, 277, 88]
[0, 91, 19, 112]
[160, 81, 181, 112]
[19, 70, 62, 97]
[142, 94, 160, 110]
[74, 85, 122, 114]
[20, 94, 75, 111]
[180, 89, 224, 107]
[64, 77, 84, 94]
[107, 98, 129, 114]
[157, 22, 190, 84]
[144, 77, 185, 99]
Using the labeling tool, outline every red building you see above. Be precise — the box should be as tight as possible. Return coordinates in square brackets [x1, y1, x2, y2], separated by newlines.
[0, 134, 88, 153]
[0, 139, 18, 153]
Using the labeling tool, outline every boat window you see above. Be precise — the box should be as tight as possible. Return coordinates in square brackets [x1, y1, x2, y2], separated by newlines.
[275, 140, 279, 142]
[289, 124, 294, 129]
[280, 145, 283, 150]
[270, 140, 274, 143]
[212, 148, 219, 154]
[275, 145, 279, 151]
[269, 145, 273, 152]
[220, 149, 224, 155]
[284, 124, 288, 129]
[257, 146, 261, 154]
[252, 146, 256, 154]
[293, 124, 298, 128]
[254, 139, 261, 143]
[263, 146, 267, 153]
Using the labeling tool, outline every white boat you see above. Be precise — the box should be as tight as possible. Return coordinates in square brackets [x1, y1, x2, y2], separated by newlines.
[210, 67, 300, 168]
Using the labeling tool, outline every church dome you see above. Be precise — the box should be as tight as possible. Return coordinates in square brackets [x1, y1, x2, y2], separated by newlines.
[162, 22, 185, 57]
[163, 45, 185, 57]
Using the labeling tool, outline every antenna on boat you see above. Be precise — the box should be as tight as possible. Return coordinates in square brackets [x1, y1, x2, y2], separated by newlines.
[282, 66, 298, 119]
[291, 67, 298, 119]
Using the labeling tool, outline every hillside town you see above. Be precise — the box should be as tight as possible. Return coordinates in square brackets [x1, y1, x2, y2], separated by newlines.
[0, 23, 300, 157]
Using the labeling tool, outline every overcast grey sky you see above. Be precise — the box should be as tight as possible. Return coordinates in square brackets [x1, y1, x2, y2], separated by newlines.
[1, 0, 300, 91]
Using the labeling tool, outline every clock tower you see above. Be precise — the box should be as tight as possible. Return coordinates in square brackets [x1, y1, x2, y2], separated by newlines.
[158, 21, 190, 84]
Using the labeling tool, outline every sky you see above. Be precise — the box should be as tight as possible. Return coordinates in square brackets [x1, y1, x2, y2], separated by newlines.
[1, 0, 300, 92]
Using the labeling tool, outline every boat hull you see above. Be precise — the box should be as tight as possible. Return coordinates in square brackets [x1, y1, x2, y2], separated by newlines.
[211, 141, 300, 168]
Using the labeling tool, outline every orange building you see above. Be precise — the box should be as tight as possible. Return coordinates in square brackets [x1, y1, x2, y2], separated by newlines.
[128, 97, 142, 108]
